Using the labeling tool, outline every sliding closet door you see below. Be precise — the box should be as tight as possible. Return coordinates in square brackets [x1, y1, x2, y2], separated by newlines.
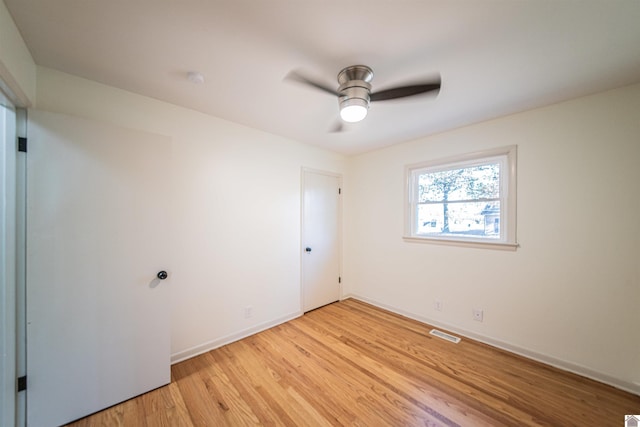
[26, 110, 172, 426]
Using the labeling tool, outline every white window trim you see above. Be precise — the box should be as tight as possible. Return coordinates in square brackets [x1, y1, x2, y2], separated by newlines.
[403, 145, 518, 250]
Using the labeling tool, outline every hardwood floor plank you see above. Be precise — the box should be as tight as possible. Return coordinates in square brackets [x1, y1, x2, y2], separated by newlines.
[171, 355, 227, 426]
[213, 341, 329, 426]
[261, 323, 442, 426]
[333, 299, 640, 424]
[281, 320, 459, 424]
[298, 306, 518, 426]
[250, 327, 360, 424]
[67, 299, 640, 426]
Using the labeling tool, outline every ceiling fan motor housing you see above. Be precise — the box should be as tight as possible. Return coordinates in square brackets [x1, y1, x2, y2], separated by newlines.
[338, 82, 371, 107]
[337, 65, 374, 112]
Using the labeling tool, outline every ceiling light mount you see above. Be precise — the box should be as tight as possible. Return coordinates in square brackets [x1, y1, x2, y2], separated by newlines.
[337, 65, 374, 85]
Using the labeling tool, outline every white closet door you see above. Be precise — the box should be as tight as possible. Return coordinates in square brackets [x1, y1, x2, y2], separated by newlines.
[302, 170, 341, 312]
[26, 110, 171, 426]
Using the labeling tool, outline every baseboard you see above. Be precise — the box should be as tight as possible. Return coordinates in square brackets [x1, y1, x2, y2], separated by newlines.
[343, 294, 640, 396]
[170, 310, 303, 364]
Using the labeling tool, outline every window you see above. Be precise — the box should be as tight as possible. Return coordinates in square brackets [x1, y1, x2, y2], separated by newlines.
[404, 146, 517, 249]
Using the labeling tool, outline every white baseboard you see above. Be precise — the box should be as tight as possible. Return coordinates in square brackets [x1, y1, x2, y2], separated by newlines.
[170, 310, 303, 364]
[343, 294, 640, 396]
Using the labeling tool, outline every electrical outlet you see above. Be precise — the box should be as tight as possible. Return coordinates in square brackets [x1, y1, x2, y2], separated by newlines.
[473, 308, 483, 322]
[244, 306, 253, 319]
[434, 299, 442, 311]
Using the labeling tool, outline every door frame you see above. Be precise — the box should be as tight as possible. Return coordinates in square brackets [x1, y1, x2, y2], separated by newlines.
[0, 95, 17, 427]
[300, 167, 343, 312]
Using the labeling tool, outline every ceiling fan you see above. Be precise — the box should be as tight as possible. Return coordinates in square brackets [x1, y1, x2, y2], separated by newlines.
[286, 65, 441, 128]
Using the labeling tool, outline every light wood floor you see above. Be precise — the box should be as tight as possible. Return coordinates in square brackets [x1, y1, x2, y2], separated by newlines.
[68, 299, 639, 426]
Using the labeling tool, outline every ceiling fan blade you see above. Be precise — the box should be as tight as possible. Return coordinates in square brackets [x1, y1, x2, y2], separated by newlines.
[329, 120, 344, 133]
[370, 81, 441, 102]
[284, 70, 338, 96]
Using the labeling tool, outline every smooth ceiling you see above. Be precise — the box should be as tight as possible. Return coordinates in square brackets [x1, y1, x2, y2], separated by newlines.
[5, 0, 640, 154]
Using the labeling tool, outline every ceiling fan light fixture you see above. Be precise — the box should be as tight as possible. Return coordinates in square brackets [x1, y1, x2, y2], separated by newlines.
[339, 98, 369, 123]
[285, 64, 440, 130]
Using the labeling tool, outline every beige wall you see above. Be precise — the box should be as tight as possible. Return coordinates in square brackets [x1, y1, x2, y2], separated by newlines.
[35, 67, 348, 361]
[345, 83, 640, 393]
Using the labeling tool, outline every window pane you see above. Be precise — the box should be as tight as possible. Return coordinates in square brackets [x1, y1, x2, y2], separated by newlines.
[418, 163, 500, 203]
[416, 201, 501, 238]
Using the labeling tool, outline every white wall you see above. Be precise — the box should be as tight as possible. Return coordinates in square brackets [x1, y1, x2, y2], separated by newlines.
[345, 83, 640, 393]
[0, 0, 36, 106]
[35, 67, 347, 361]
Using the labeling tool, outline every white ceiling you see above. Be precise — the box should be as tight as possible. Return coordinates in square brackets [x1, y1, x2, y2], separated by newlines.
[5, 0, 640, 154]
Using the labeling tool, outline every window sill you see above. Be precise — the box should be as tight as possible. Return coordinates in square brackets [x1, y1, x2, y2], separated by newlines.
[402, 236, 518, 251]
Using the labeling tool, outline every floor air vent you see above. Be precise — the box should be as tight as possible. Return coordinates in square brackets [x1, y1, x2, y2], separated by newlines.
[429, 329, 461, 344]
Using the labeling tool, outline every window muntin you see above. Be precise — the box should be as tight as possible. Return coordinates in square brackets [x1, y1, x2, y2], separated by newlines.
[405, 147, 516, 248]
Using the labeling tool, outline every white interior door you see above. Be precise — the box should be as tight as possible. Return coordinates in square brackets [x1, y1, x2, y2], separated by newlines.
[302, 170, 341, 312]
[26, 110, 171, 426]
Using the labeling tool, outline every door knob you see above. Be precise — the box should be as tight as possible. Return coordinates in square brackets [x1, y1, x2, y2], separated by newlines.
[157, 271, 168, 280]
[305, 247, 312, 252]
